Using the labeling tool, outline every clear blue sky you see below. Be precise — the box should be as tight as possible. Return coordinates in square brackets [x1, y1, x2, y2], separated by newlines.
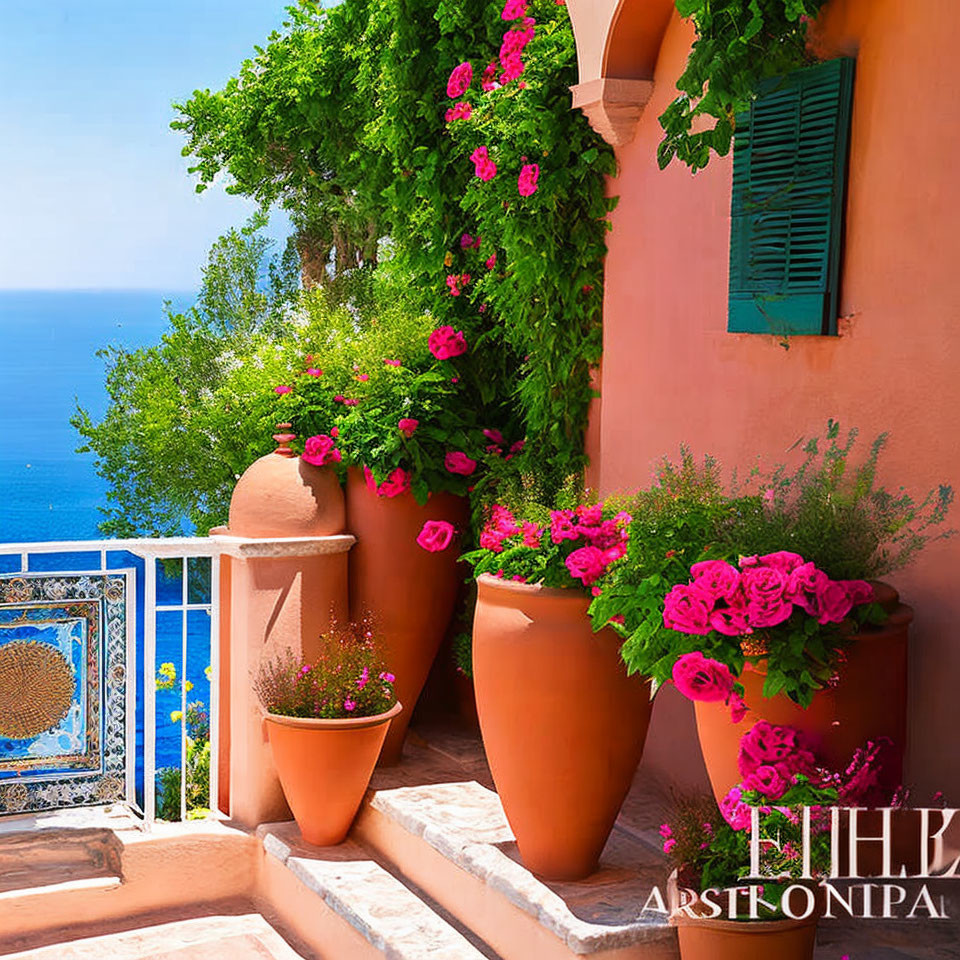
[0, 0, 294, 291]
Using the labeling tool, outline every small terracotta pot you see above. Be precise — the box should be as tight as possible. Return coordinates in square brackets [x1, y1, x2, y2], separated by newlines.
[473, 575, 652, 881]
[672, 914, 817, 960]
[345, 468, 468, 763]
[695, 583, 912, 804]
[264, 701, 402, 846]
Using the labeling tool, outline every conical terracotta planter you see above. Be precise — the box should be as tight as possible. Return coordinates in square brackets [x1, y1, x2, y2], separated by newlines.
[473, 574, 653, 881]
[672, 914, 817, 960]
[264, 701, 401, 846]
[695, 583, 912, 804]
[345, 467, 468, 763]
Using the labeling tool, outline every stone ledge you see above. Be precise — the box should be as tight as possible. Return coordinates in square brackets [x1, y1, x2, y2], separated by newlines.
[210, 533, 356, 559]
[259, 821, 490, 960]
[362, 781, 675, 956]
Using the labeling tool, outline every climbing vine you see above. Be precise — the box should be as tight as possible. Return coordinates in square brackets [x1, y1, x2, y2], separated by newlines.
[659, 0, 828, 171]
[174, 0, 614, 486]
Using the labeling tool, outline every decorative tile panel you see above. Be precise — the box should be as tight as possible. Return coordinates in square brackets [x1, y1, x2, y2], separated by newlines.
[0, 575, 128, 814]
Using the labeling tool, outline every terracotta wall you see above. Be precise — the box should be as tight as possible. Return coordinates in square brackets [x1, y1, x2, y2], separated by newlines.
[586, 0, 960, 797]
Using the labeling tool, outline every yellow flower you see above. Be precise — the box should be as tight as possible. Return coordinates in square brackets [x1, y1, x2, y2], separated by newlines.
[170, 710, 183, 724]
[443, 252, 453, 267]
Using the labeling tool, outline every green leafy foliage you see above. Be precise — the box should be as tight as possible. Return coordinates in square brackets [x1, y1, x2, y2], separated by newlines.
[173, 0, 614, 481]
[659, 0, 828, 171]
[156, 737, 211, 821]
[73, 219, 305, 536]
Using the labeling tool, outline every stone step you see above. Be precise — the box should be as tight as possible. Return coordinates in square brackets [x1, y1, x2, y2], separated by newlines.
[0, 912, 307, 960]
[258, 820, 498, 959]
[352, 779, 679, 960]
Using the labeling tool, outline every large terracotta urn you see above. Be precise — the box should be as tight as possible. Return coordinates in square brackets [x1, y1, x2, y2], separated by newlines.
[345, 467, 468, 763]
[695, 583, 911, 804]
[264, 701, 402, 845]
[473, 574, 653, 881]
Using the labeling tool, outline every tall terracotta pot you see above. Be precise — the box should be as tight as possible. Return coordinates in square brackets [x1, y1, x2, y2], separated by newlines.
[695, 583, 912, 804]
[345, 467, 468, 763]
[672, 915, 817, 960]
[264, 701, 402, 846]
[473, 574, 653, 881]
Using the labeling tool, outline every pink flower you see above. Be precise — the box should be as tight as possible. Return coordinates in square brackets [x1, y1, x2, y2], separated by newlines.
[446, 273, 470, 296]
[334, 394, 345, 403]
[728, 693, 748, 724]
[446, 61, 473, 98]
[470, 146, 497, 181]
[610, 614, 626, 625]
[743, 764, 789, 801]
[501, 0, 527, 19]
[565, 545, 608, 586]
[672, 652, 735, 703]
[305, 368, 323, 377]
[330, 426, 339, 438]
[445, 101, 473, 123]
[460, 232, 481, 249]
[839, 580, 874, 606]
[690, 560, 741, 601]
[662, 584, 712, 635]
[481, 60, 500, 92]
[720, 786, 752, 831]
[737, 721, 815, 780]
[787, 563, 853, 623]
[417, 520, 456, 553]
[550, 509, 578, 543]
[491, 505, 519, 535]
[500, 24, 534, 63]
[343, 698, 357, 712]
[364, 465, 411, 498]
[357, 667, 369, 690]
[384, 358, 402, 367]
[520, 521, 542, 547]
[659, 823, 672, 839]
[500, 54, 524, 83]
[379, 671, 395, 683]
[378, 467, 411, 498]
[356, 373, 369, 382]
[428, 326, 468, 360]
[274, 385, 292, 395]
[486, 252, 497, 270]
[398, 418, 419, 438]
[740, 566, 792, 628]
[663, 838, 676, 854]
[709, 602, 752, 636]
[483, 428, 504, 444]
[302, 434, 341, 467]
[517, 162, 539, 196]
[445, 451, 477, 475]
[344, 398, 359, 406]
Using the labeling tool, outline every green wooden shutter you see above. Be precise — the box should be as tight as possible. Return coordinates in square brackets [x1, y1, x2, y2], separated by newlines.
[728, 57, 855, 336]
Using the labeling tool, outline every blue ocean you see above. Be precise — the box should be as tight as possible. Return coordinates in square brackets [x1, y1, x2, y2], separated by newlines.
[0, 290, 204, 778]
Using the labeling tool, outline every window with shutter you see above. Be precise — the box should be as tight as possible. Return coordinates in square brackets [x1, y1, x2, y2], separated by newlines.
[728, 57, 855, 336]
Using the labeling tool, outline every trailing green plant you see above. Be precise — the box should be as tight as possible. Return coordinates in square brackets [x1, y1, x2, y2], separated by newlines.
[255, 621, 397, 720]
[658, 0, 829, 171]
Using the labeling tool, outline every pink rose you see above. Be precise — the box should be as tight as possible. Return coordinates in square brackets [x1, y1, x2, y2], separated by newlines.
[445, 451, 477, 475]
[663, 584, 712, 635]
[745, 598, 793, 629]
[428, 326, 468, 360]
[398, 418, 419, 438]
[671, 652, 735, 703]
[302, 434, 341, 467]
[741, 565, 792, 627]
[839, 580, 874, 606]
[565, 545, 608, 586]
[365, 465, 411, 498]
[446, 61, 473, 98]
[812, 578, 854, 624]
[737, 721, 810, 779]
[416, 520, 455, 553]
[743, 764, 789, 801]
[709, 602, 752, 636]
[756, 551, 805, 573]
[690, 560, 741, 601]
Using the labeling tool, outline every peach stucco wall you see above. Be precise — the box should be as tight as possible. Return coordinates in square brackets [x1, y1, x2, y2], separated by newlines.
[583, 0, 960, 796]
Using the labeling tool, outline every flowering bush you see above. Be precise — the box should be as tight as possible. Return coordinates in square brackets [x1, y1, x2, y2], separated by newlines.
[590, 427, 951, 708]
[662, 720, 890, 912]
[276, 295, 513, 503]
[255, 621, 397, 720]
[461, 479, 631, 590]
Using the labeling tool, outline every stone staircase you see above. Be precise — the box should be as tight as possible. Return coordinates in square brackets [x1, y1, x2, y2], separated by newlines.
[2, 724, 951, 959]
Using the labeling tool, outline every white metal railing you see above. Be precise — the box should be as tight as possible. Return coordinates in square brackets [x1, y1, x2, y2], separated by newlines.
[0, 537, 221, 826]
